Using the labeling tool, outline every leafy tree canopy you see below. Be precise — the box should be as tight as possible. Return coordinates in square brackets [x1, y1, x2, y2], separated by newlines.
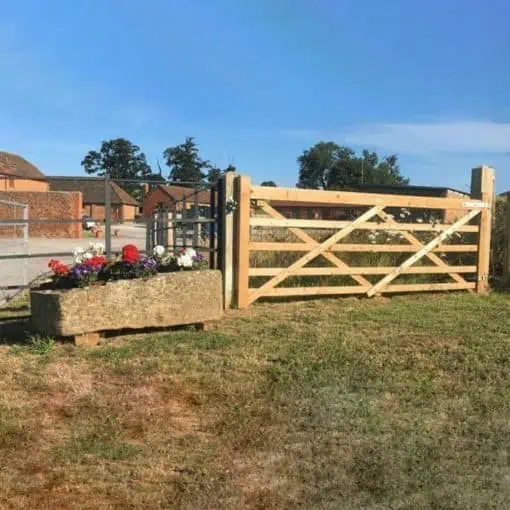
[163, 137, 211, 185]
[297, 142, 409, 190]
[260, 180, 277, 187]
[81, 138, 155, 196]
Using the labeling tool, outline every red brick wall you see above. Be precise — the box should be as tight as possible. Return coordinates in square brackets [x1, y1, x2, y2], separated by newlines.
[84, 204, 131, 221]
[121, 204, 137, 220]
[0, 190, 82, 238]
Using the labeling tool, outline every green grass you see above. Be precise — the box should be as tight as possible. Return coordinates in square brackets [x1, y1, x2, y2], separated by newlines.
[1, 293, 510, 508]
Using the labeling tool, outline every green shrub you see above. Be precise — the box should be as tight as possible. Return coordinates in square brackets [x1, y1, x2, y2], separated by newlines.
[491, 196, 506, 279]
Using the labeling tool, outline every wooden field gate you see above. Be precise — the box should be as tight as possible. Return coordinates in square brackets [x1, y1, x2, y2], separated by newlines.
[229, 166, 494, 309]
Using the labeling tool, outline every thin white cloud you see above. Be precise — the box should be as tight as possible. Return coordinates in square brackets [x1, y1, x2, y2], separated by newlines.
[345, 121, 510, 154]
[281, 121, 510, 155]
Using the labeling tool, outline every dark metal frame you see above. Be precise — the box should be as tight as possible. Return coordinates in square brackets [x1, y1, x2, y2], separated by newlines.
[0, 175, 224, 293]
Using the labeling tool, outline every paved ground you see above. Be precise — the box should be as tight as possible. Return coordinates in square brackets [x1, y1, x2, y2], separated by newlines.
[0, 225, 147, 294]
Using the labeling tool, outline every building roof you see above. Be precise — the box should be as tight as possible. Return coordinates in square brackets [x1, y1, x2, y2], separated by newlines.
[48, 177, 139, 206]
[0, 151, 47, 180]
[346, 183, 469, 197]
[153, 185, 211, 205]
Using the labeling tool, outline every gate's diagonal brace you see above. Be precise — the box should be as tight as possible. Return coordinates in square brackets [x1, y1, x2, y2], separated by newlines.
[258, 201, 372, 288]
[367, 209, 481, 297]
[376, 210, 471, 287]
[248, 205, 384, 305]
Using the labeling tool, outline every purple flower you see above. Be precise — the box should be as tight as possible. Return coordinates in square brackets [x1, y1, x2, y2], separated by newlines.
[140, 255, 158, 271]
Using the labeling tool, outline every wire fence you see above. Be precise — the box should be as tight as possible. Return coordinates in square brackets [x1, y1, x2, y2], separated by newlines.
[0, 175, 222, 300]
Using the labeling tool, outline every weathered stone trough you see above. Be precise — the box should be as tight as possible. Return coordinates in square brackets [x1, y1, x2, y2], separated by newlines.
[30, 270, 223, 346]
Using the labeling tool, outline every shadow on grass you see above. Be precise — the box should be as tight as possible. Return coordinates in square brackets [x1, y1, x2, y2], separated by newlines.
[0, 318, 34, 346]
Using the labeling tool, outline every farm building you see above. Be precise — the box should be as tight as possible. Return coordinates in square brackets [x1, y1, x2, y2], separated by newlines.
[48, 177, 140, 221]
[143, 184, 211, 218]
[0, 151, 49, 191]
[0, 152, 82, 238]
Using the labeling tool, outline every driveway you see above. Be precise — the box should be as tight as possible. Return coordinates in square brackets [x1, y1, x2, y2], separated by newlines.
[0, 224, 147, 292]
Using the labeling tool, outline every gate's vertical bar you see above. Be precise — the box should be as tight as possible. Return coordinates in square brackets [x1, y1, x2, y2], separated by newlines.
[172, 203, 178, 255]
[162, 207, 169, 248]
[145, 213, 152, 254]
[209, 183, 217, 269]
[182, 196, 188, 249]
[234, 175, 251, 309]
[471, 165, 495, 293]
[22, 203, 28, 287]
[167, 208, 174, 251]
[104, 177, 112, 257]
[193, 190, 200, 249]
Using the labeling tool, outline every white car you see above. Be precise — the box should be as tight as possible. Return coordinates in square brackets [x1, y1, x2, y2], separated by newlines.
[82, 215, 97, 230]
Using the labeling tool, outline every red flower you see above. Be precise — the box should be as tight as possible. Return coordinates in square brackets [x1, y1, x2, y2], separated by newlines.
[121, 244, 140, 263]
[83, 255, 107, 268]
[48, 259, 69, 276]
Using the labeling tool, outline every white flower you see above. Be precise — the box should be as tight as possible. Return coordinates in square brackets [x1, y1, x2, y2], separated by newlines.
[176, 248, 196, 268]
[153, 245, 165, 257]
[73, 247, 85, 263]
[93, 242, 105, 254]
[177, 254, 193, 268]
[88, 242, 105, 255]
[416, 218, 424, 223]
[399, 213, 406, 219]
[182, 248, 196, 258]
[83, 252, 93, 260]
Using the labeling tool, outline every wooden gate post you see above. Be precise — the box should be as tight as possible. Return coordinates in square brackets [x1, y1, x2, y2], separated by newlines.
[234, 175, 251, 309]
[471, 165, 495, 293]
[219, 172, 237, 309]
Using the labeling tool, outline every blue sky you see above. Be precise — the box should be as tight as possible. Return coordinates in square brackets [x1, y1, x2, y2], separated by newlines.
[1, 0, 509, 191]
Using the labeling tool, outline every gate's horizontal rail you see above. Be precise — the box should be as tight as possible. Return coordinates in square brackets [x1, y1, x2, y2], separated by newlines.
[0, 218, 216, 225]
[0, 245, 217, 261]
[248, 242, 478, 252]
[248, 265, 477, 276]
[251, 186, 489, 210]
[260, 282, 475, 297]
[250, 217, 479, 232]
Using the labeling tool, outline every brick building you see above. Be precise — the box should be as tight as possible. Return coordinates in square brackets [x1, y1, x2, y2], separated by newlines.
[0, 152, 82, 238]
[48, 178, 140, 221]
[143, 184, 211, 218]
[0, 151, 49, 191]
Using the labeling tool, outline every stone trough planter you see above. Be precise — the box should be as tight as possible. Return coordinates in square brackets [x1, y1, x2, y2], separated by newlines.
[30, 270, 223, 346]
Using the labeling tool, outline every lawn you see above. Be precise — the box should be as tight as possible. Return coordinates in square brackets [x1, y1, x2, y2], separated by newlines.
[1, 293, 510, 509]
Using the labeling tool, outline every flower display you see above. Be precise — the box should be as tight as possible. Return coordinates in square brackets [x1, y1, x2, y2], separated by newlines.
[46, 243, 207, 289]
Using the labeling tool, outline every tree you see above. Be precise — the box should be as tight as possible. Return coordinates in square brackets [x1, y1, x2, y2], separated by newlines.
[207, 166, 222, 185]
[297, 142, 409, 189]
[81, 138, 155, 196]
[260, 180, 277, 187]
[163, 137, 211, 185]
[224, 164, 237, 173]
